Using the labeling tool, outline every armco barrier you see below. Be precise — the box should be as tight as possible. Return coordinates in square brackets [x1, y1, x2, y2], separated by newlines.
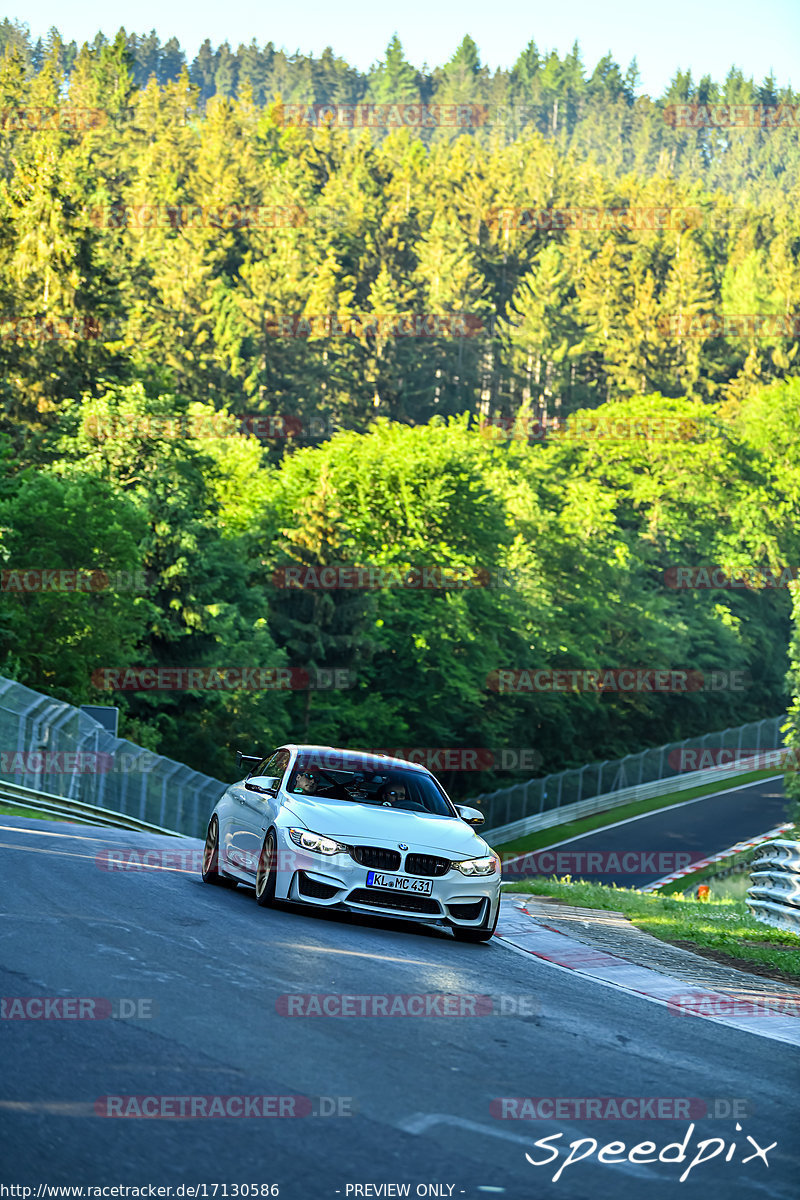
[0, 777, 188, 836]
[0, 675, 226, 839]
[747, 840, 800, 933]
[0, 673, 788, 847]
[483, 754, 785, 846]
[474, 715, 785, 840]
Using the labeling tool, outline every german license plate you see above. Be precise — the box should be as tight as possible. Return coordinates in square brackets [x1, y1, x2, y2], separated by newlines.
[366, 871, 433, 895]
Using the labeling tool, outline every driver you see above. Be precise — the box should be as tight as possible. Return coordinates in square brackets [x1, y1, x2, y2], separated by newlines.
[380, 780, 408, 807]
[293, 769, 318, 795]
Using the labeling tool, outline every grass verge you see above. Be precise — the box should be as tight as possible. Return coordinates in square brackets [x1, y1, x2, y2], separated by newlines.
[504, 876, 800, 984]
[659, 846, 759, 895]
[0, 803, 79, 824]
[492, 767, 780, 857]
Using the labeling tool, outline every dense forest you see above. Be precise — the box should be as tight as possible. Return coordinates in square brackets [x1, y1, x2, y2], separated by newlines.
[0, 20, 798, 795]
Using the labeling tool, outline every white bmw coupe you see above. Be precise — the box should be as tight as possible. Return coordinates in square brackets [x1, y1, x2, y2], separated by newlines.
[201, 745, 501, 941]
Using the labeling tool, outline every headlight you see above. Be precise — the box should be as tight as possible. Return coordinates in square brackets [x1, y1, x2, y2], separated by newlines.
[453, 854, 499, 876]
[288, 828, 346, 855]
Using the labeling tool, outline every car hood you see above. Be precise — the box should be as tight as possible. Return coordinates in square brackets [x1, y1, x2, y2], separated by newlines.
[281, 795, 490, 858]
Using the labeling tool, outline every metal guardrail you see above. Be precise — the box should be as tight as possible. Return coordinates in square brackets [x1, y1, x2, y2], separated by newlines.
[484, 755, 784, 846]
[0, 778, 189, 838]
[473, 714, 785, 835]
[747, 840, 800, 933]
[0, 675, 226, 838]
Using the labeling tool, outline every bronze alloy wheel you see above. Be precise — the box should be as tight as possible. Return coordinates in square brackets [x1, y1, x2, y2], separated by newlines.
[255, 829, 278, 907]
[201, 816, 237, 888]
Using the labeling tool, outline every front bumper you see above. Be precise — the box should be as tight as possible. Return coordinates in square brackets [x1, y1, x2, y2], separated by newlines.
[275, 831, 500, 926]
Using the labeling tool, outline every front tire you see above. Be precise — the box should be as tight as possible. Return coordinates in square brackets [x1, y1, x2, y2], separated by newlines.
[201, 816, 237, 888]
[451, 899, 499, 943]
[255, 829, 278, 907]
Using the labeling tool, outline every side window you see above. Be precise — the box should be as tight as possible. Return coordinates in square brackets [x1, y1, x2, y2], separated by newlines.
[254, 749, 290, 786]
[251, 753, 278, 779]
[270, 750, 290, 787]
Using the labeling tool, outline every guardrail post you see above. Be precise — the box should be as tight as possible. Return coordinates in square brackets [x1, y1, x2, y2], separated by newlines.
[139, 765, 148, 821]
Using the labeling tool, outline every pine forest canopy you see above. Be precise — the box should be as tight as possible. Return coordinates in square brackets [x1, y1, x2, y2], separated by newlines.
[0, 19, 798, 804]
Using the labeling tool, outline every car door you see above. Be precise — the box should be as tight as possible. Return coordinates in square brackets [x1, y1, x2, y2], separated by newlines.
[236, 749, 291, 873]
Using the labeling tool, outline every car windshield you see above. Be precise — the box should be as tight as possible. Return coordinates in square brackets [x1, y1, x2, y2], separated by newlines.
[287, 753, 454, 817]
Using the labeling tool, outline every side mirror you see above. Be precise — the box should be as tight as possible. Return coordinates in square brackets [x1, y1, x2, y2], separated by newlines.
[455, 805, 485, 827]
[245, 775, 279, 796]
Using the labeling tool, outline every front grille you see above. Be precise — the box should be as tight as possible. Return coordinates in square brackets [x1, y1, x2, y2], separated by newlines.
[350, 845, 402, 871]
[347, 888, 440, 915]
[448, 899, 486, 921]
[405, 852, 450, 877]
[298, 872, 340, 900]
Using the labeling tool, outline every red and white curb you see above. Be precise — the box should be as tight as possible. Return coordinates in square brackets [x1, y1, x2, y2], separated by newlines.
[640, 823, 795, 891]
[494, 895, 800, 1047]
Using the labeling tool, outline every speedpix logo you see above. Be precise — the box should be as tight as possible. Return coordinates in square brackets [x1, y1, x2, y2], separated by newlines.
[523, 1122, 775, 1183]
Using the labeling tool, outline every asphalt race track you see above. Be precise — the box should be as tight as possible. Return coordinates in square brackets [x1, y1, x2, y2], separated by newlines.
[501, 775, 789, 887]
[1, 815, 798, 1199]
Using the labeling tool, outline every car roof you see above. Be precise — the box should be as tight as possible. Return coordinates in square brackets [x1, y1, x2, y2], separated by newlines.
[284, 744, 432, 776]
